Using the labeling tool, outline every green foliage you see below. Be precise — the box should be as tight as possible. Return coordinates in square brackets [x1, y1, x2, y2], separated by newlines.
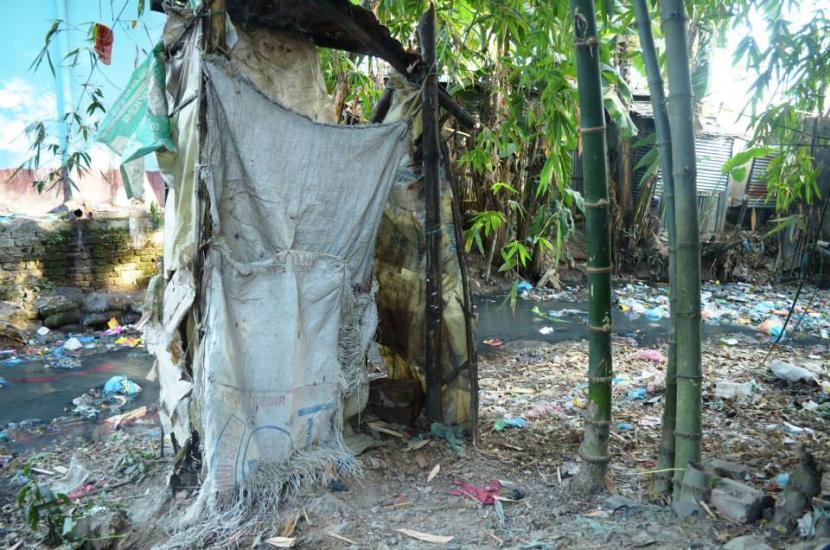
[13, 7, 155, 197]
[114, 444, 153, 478]
[148, 201, 163, 230]
[729, 1, 830, 213]
[16, 461, 77, 545]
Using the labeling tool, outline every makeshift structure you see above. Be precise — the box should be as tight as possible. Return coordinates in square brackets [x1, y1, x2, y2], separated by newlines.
[105, 0, 478, 543]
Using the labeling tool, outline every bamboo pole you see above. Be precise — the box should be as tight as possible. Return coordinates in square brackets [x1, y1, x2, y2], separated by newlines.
[419, 4, 443, 423]
[633, 0, 678, 498]
[570, 0, 613, 494]
[660, 0, 702, 497]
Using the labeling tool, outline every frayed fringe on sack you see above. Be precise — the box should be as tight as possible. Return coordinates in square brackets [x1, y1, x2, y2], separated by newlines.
[159, 412, 360, 549]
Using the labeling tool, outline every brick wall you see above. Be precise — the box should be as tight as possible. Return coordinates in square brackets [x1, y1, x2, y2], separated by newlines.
[0, 216, 162, 294]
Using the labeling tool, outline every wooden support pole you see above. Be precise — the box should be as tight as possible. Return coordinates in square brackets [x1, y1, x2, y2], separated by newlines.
[370, 86, 395, 123]
[208, 0, 226, 53]
[419, 4, 443, 423]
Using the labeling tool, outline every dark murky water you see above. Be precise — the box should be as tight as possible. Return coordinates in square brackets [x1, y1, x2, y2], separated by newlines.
[474, 295, 763, 351]
[0, 294, 819, 428]
[0, 350, 156, 426]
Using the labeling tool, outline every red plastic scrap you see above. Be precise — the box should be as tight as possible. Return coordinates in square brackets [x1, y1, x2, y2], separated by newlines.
[449, 480, 501, 505]
[92, 23, 114, 65]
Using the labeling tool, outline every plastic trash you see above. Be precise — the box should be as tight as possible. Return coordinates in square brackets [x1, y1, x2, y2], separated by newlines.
[102, 375, 142, 396]
[2, 357, 23, 366]
[539, 326, 554, 335]
[635, 349, 666, 363]
[493, 417, 528, 431]
[616, 422, 634, 430]
[714, 381, 754, 401]
[516, 281, 533, 292]
[644, 308, 665, 322]
[63, 337, 83, 351]
[775, 473, 790, 487]
[48, 357, 81, 369]
[781, 421, 806, 435]
[0, 376, 8, 387]
[769, 360, 816, 384]
[757, 318, 783, 336]
[626, 388, 647, 400]
[431, 422, 465, 456]
[36, 326, 50, 336]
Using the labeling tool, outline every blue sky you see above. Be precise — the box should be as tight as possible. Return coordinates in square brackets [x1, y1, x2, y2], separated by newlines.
[0, 1, 165, 168]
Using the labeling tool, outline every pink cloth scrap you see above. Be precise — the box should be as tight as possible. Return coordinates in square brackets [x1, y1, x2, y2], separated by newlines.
[449, 480, 501, 505]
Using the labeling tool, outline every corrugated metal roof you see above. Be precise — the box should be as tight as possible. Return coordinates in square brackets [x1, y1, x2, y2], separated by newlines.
[746, 156, 776, 208]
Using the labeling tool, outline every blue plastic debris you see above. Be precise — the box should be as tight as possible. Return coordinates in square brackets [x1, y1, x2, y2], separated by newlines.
[644, 308, 665, 322]
[516, 280, 533, 292]
[776, 472, 790, 487]
[494, 417, 528, 431]
[0, 376, 8, 387]
[626, 388, 647, 400]
[616, 422, 634, 430]
[102, 375, 142, 396]
[2, 357, 23, 366]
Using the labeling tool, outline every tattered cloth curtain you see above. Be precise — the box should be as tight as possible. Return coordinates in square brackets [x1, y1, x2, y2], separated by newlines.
[173, 61, 407, 534]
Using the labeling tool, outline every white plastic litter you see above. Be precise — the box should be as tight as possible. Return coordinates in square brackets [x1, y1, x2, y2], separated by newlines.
[63, 337, 83, 352]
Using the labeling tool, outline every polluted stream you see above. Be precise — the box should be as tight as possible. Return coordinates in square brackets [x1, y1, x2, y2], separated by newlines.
[0, 349, 156, 428]
[475, 294, 760, 351]
[2, 282, 826, 439]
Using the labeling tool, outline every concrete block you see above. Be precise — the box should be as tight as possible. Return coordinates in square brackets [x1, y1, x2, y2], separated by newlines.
[711, 478, 774, 523]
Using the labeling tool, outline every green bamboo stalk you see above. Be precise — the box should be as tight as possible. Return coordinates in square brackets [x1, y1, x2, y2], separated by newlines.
[633, 0, 678, 499]
[570, 0, 613, 494]
[660, 0, 702, 497]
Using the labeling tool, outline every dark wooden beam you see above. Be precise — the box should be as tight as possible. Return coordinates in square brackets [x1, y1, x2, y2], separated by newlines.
[419, 4, 443, 423]
[370, 86, 395, 123]
[307, 0, 476, 129]
[208, 0, 227, 53]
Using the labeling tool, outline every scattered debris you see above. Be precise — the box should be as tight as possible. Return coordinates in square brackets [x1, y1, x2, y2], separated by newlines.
[710, 478, 774, 523]
[395, 528, 454, 544]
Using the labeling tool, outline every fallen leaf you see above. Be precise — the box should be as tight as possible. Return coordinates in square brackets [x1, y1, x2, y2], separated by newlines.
[328, 532, 357, 545]
[280, 510, 300, 537]
[366, 421, 406, 439]
[266, 536, 296, 548]
[396, 528, 454, 544]
[427, 464, 440, 483]
[406, 438, 431, 452]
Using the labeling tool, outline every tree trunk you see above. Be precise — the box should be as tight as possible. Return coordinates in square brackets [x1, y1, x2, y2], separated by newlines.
[661, 0, 702, 499]
[633, 0, 678, 499]
[570, 0, 613, 494]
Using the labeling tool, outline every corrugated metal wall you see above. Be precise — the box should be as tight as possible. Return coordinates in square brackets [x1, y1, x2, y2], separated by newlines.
[632, 133, 734, 234]
[745, 156, 776, 208]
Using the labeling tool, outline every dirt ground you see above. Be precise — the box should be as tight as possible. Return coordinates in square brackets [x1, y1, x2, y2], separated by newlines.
[2, 324, 828, 548]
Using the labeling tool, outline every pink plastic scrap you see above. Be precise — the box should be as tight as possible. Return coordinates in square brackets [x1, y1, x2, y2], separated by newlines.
[102, 326, 124, 337]
[634, 349, 666, 363]
[449, 480, 501, 505]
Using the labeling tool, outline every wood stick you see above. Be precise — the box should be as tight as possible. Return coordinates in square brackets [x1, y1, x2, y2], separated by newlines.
[419, 4, 443, 423]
